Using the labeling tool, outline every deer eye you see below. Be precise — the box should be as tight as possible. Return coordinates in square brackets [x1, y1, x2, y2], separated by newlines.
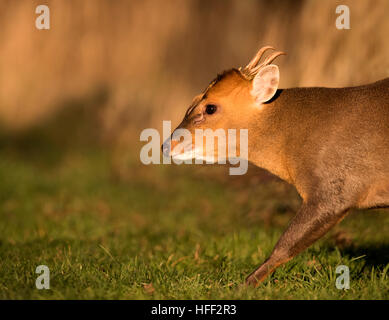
[205, 104, 217, 115]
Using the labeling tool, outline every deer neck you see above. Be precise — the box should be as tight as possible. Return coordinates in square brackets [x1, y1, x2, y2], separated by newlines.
[246, 90, 293, 183]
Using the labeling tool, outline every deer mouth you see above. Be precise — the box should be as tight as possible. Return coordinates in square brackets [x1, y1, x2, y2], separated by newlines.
[162, 138, 195, 160]
[170, 141, 196, 160]
[162, 137, 220, 163]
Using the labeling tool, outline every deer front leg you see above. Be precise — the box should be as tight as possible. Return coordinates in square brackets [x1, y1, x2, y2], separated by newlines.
[246, 201, 350, 287]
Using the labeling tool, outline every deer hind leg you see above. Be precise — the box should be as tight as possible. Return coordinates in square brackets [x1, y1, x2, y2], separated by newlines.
[245, 201, 350, 287]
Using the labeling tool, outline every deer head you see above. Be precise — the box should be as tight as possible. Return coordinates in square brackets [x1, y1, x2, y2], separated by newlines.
[161, 46, 286, 164]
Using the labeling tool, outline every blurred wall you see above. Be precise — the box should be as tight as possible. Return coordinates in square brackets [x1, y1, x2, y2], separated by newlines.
[0, 0, 388, 143]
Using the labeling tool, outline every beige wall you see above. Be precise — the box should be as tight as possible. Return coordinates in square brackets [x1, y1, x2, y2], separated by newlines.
[0, 0, 387, 141]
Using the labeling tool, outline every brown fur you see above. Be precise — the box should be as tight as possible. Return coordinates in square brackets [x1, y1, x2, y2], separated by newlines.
[162, 61, 389, 287]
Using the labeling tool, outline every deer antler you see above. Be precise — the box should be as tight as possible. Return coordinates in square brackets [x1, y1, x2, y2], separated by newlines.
[241, 46, 286, 79]
[245, 45, 275, 70]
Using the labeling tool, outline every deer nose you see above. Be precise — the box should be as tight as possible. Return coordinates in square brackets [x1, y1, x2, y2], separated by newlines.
[161, 139, 171, 157]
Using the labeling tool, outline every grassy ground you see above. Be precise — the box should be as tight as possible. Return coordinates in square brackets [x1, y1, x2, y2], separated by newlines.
[0, 122, 388, 299]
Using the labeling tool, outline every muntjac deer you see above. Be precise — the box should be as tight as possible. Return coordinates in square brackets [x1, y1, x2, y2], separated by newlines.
[161, 46, 389, 287]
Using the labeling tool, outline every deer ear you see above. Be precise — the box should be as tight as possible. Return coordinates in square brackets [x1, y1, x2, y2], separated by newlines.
[251, 64, 279, 104]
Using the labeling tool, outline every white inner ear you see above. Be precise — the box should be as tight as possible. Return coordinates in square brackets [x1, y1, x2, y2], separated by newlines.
[251, 64, 280, 104]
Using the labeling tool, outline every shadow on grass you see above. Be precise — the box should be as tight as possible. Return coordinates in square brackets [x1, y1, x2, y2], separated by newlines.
[339, 244, 389, 269]
[321, 237, 389, 271]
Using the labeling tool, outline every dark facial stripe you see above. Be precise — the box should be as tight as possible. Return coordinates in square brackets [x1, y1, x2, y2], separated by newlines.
[184, 69, 240, 119]
[185, 94, 204, 118]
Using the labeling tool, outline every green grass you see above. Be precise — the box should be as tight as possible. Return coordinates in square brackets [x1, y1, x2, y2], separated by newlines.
[0, 142, 388, 299]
